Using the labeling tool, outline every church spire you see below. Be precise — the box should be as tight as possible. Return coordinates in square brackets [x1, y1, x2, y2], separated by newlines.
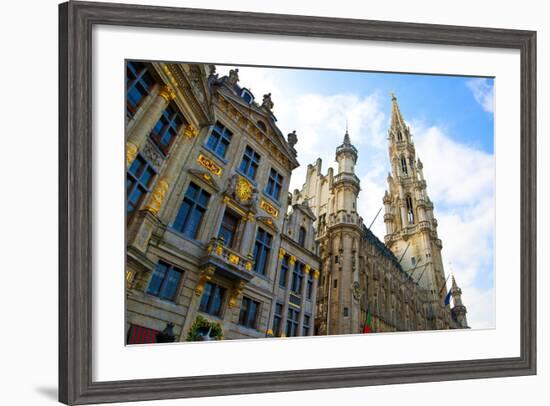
[389, 92, 411, 144]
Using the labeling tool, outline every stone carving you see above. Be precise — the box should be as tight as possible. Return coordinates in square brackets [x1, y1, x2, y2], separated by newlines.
[235, 176, 253, 202]
[227, 68, 239, 86]
[261, 93, 274, 111]
[141, 140, 164, 170]
[287, 130, 298, 148]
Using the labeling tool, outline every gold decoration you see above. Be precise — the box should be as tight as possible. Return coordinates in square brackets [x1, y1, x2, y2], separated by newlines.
[278, 248, 286, 259]
[215, 245, 223, 256]
[184, 123, 199, 138]
[313, 269, 320, 280]
[289, 255, 296, 266]
[197, 154, 222, 176]
[266, 329, 274, 336]
[245, 261, 252, 272]
[260, 199, 279, 218]
[235, 177, 253, 201]
[126, 141, 138, 167]
[228, 281, 246, 308]
[246, 212, 255, 222]
[304, 264, 311, 274]
[195, 266, 215, 296]
[203, 173, 212, 182]
[229, 254, 240, 265]
[159, 85, 176, 101]
[144, 179, 169, 215]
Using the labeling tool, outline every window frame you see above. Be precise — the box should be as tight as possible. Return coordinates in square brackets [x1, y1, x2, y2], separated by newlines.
[205, 121, 233, 159]
[126, 61, 155, 119]
[264, 168, 284, 201]
[238, 145, 261, 181]
[253, 227, 273, 275]
[126, 153, 157, 216]
[238, 296, 260, 329]
[198, 281, 226, 317]
[172, 182, 211, 240]
[146, 261, 184, 302]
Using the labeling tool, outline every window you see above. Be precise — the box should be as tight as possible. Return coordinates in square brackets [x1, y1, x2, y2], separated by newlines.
[303, 314, 311, 336]
[241, 89, 254, 104]
[218, 210, 240, 247]
[411, 257, 416, 266]
[279, 255, 289, 288]
[406, 195, 414, 224]
[127, 324, 160, 345]
[238, 297, 259, 329]
[126, 61, 155, 119]
[257, 120, 267, 132]
[400, 156, 408, 176]
[272, 303, 283, 336]
[127, 154, 156, 215]
[265, 168, 283, 201]
[333, 279, 338, 289]
[343, 307, 349, 317]
[286, 308, 300, 337]
[146, 261, 183, 301]
[149, 103, 184, 155]
[253, 228, 272, 275]
[306, 271, 314, 300]
[397, 130, 403, 141]
[173, 182, 211, 239]
[206, 122, 233, 158]
[298, 226, 306, 247]
[239, 146, 261, 180]
[291, 262, 304, 294]
[199, 282, 226, 316]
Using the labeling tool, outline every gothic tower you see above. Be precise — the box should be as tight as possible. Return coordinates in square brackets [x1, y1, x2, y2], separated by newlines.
[450, 275, 469, 328]
[383, 93, 448, 328]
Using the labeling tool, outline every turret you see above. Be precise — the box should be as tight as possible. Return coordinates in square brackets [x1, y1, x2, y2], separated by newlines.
[450, 275, 469, 328]
[333, 129, 360, 214]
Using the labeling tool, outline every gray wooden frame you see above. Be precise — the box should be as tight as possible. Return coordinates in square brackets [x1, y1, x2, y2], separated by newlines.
[59, 1, 537, 404]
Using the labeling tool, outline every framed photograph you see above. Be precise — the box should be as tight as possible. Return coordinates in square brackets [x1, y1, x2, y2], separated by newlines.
[59, 1, 536, 404]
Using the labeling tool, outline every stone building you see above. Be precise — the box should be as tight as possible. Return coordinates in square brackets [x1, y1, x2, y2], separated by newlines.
[125, 62, 320, 343]
[295, 94, 469, 334]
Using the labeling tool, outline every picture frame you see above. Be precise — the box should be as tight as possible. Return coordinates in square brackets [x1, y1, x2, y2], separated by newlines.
[59, 1, 537, 404]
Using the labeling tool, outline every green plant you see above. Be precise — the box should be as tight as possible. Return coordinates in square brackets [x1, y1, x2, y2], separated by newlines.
[186, 315, 223, 341]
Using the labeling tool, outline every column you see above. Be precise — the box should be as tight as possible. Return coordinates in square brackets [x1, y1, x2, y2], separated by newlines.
[178, 265, 216, 341]
[297, 264, 310, 335]
[126, 85, 176, 167]
[143, 122, 199, 216]
[238, 213, 257, 258]
[309, 270, 320, 336]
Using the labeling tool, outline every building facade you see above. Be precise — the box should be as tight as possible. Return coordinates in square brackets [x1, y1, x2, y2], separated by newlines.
[125, 62, 320, 343]
[296, 94, 469, 334]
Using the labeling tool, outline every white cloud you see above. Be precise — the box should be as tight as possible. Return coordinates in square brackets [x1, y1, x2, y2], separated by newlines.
[466, 78, 494, 113]
[217, 65, 495, 329]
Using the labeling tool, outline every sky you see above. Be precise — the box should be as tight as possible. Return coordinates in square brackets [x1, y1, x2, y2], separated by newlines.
[217, 64, 495, 330]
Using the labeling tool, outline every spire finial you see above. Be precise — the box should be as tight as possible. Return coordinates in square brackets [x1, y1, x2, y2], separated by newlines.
[391, 91, 396, 101]
[343, 121, 351, 145]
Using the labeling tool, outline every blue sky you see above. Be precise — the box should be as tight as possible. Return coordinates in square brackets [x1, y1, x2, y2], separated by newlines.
[218, 64, 495, 329]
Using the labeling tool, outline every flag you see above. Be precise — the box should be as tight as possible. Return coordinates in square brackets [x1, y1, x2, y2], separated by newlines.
[363, 310, 373, 333]
[444, 289, 452, 306]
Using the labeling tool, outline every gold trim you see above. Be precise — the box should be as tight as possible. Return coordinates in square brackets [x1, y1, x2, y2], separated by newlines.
[278, 248, 286, 259]
[228, 254, 240, 265]
[313, 269, 320, 280]
[289, 255, 296, 266]
[235, 176, 253, 201]
[197, 154, 222, 176]
[195, 266, 215, 296]
[304, 264, 311, 274]
[184, 123, 199, 138]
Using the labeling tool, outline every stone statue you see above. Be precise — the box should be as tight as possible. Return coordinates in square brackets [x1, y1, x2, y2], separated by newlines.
[225, 173, 238, 198]
[227, 68, 239, 86]
[287, 130, 298, 148]
[250, 187, 260, 212]
[262, 93, 274, 111]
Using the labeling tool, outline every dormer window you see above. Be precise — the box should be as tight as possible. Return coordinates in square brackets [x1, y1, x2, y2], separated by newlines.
[257, 120, 267, 132]
[241, 88, 254, 104]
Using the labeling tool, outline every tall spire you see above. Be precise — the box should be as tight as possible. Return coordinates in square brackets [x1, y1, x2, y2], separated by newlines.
[390, 92, 408, 138]
[336, 127, 358, 162]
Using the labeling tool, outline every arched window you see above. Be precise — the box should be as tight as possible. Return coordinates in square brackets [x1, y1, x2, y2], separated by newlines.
[397, 130, 403, 141]
[406, 195, 414, 224]
[298, 226, 306, 247]
[257, 120, 267, 132]
[400, 156, 408, 176]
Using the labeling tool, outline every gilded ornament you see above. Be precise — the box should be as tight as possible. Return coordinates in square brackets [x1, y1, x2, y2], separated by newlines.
[313, 269, 320, 280]
[245, 261, 252, 272]
[289, 255, 296, 265]
[197, 154, 222, 176]
[235, 177, 253, 201]
[229, 254, 240, 265]
[184, 123, 199, 138]
[266, 329, 274, 336]
[159, 85, 176, 101]
[260, 199, 279, 218]
[278, 248, 286, 259]
[144, 179, 169, 215]
[126, 141, 138, 167]
[304, 264, 311, 274]
[215, 245, 224, 256]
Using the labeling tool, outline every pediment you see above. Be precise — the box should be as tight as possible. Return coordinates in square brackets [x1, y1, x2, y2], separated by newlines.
[188, 169, 222, 193]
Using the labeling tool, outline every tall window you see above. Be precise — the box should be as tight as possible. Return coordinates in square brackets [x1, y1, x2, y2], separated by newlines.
[302, 314, 311, 336]
[298, 226, 306, 247]
[291, 262, 304, 294]
[218, 210, 240, 248]
[286, 308, 300, 337]
[146, 261, 183, 302]
[126, 61, 155, 119]
[238, 297, 259, 329]
[253, 228, 272, 275]
[272, 303, 283, 336]
[265, 168, 283, 201]
[173, 182, 211, 239]
[239, 146, 261, 180]
[206, 122, 233, 159]
[199, 282, 225, 317]
[396, 130, 403, 141]
[406, 195, 415, 224]
[279, 255, 289, 288]
[150, 103, 183, 155]
[306, 271, 314, 300]
[400, 156, 408, 176]
[127, 154, 156, 215]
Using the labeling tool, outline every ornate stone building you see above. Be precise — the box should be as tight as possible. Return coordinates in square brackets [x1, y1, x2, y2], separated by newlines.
[295, 94, 469, 334]
[125, 62, 320, 343]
